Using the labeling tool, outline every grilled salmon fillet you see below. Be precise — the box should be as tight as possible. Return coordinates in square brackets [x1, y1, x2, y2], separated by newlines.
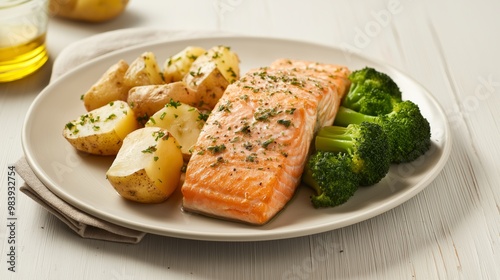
[181, 59, 350, 225]
[270, 59, 351, 128]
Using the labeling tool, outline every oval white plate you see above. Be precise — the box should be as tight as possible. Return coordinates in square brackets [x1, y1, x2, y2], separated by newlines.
[22, 36, 451, 241]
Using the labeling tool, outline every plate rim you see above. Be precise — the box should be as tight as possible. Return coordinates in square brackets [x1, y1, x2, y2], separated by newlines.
[22, 35, 452, 241]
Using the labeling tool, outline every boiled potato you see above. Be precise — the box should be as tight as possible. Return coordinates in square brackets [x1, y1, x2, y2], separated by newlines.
[83, 59, 131, 111]
[183, 45, 240, 110]
[127, 81, 198, 123]
[106, 127, 184, 203]
[50, 0, 129, 23]
[163, 46, 206, 83]
[183, 61, 229, 110]
[63, 100, 139, 155]
[124, 52, 164, 88]
[145, 101, 206, 160]
[193, 45, 240, 83]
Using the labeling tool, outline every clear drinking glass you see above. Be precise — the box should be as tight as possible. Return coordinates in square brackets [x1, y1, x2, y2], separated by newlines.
[0, 0, 49, 82]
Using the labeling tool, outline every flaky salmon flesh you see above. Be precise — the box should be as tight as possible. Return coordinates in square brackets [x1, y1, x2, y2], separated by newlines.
[181, 59, 350, 225]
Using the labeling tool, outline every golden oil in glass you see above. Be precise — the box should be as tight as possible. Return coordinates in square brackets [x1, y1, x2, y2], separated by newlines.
[0, 0, 49, 82]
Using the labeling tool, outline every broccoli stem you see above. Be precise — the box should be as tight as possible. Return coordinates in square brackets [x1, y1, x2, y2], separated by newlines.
[333, 106, 377, 127]
[315, 137, 353, 153]
[316, 126, 357, 152]
[301, 166, 322, 196]
[343, 84, 362, 103]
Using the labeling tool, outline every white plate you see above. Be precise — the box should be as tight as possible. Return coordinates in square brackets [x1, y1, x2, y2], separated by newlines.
[22, 36, 452, 241]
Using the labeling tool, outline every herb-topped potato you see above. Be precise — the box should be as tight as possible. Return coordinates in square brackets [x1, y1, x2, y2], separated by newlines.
[145, 100, 207, 161]
[124, 52, 164, 88]
[82, 60, 131, 111]
[163, 46, 207, 83]
[183, 45, 240, 110]
[63, 100, 139, 155]
[127, 82, 198, 124]
[106, 127, 184, 203]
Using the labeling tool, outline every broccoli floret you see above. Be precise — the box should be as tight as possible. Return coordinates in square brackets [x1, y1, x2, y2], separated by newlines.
[333, 101, 431, 163]
[348, 67, 402, 100]
[315, 122, 391, 186]
[343, 84, 399, 116]
[302, 122, 391, 208]
[302, 151, 360, 208]
[343, 67, 402, 116]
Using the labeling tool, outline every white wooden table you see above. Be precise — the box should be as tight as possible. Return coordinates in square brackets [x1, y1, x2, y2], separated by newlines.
[1, 0, 499, 279]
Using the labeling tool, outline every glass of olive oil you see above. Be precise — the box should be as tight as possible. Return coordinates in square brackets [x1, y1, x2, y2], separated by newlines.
[0, 0, 49, 82]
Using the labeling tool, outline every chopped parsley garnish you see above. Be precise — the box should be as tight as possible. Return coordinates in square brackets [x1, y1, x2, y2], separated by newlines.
[198, 112, 209, 122]
[210, 156, 225, 167]
[166, 99, 182, 108]
[218, 100, 232, 113]
[207, 144, 226, 154]
[246, 153, 257, 162]
[186, 54, 198, 60]
[227, 67, 237, 79]
[262, 138, 275, 149]
[65, 122, 75, 130]
[106, 114, 117, 121]
[243, 142, 253, 150]
[142, 145, 157, 153]
[160, 112, 167, 120]
[238, 125, 251, 134]
[152, 131, 166, 141]
[277, 119, 291, 128]
[189, 67, 203, 77]
[254, 107, 280, 122]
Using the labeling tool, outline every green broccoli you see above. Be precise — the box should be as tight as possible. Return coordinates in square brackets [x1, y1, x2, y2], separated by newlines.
[333, 101, 431, 163]
[348, 67, 402, 100]
[343, 85, 400, 116]
[301, 122, 391, 208]
[301, 66, 431, 209]
[342, 67, 402, 116]
[302, 151, 360, 208]
[315, 122, 391, 186]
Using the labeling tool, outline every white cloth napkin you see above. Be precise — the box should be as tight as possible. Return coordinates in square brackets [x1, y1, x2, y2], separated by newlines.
[16, 28, 228, 244]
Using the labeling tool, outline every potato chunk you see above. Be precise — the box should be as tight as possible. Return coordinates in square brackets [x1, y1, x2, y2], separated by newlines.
[183, 45, 240, 110]
[145, 101, 206, 160]
[106, 127, 184, 203]
[183, 61, 229, 110]
[83, 59, 131, 111]
[127, 81, 198, 123]
[204, 45, 240, 83]
[124, 51, 164, 87]
[163, 46, 206, 83]
[63, 100, 139, 155]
